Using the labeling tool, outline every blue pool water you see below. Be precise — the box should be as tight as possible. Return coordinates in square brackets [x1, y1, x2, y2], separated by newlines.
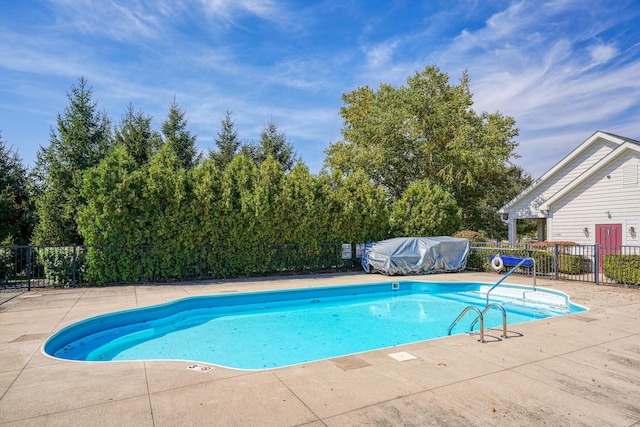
[43, 282, 586, 369]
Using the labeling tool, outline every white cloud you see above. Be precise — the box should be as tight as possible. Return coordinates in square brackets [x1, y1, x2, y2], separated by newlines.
[363, 39, 400, 69]
[48, 0, 168, 41]
[588, 42, 618, 66]
[198, 0, 284, 24]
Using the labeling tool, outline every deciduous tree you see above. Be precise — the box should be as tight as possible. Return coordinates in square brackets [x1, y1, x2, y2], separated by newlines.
[324, 65, 530, 238]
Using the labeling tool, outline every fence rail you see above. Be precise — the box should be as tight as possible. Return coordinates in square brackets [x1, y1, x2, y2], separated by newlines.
[0, 243, 360, 290]
[469, 243, 640, 286]
[1, 243, 639, 290]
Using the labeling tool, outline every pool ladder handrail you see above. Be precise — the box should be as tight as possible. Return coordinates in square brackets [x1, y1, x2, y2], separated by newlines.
[447, 306, 485, 342]
[469, 303, 508, 338]
[448, 303, 508, 343]
[486, 256, 536, 306]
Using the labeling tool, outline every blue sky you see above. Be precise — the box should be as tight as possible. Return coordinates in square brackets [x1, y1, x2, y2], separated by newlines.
[1, 0, 639, 178]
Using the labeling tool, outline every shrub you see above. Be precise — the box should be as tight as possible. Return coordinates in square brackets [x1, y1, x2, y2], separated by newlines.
[466, 249, 486, 270]
[453, 230, 487, 242]
[532, 241, 578, 254]
[390, 179, 461, 236]
[558, 254, 583, 275]
[0, 246, 14, 269]
[603, 255, 640, 285]
[84, 245, 142, 286]
[469, 247, 554, 274]
[37, 246, 85, 287]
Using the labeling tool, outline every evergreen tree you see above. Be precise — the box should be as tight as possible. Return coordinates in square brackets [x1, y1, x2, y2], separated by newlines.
[254, 118, 299, 172]
[161, 98, 200, 169]
[389, 178, 461, 236]
[209, 109, 241, 170]
[32, 77, 112, 245]
[0, 133, 34, 244]
[78, 145, 146, 284]
[325, 169, 390, 243]
[114, 103, 162, 167]
[252, 157, 286, 244]
[145, 144, 197, 274]
[221, 154, 258, 245]
[192, 158, 225, 244]
[281, 163, 318, 244]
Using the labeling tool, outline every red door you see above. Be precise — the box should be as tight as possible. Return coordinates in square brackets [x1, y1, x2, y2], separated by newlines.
[596, 223, 622, 269]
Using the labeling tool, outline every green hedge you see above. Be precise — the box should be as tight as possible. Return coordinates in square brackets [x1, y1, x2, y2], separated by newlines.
[65, 242, 359, 285]
[468, 248, 554, 274]
[37, 247, 86, 287]
[603, 254, 640, 285]
[558, 254, 583, 275]
[466, 249, 486, 270]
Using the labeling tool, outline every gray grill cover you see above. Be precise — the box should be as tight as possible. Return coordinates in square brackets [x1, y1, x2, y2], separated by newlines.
[362, 237, 469, 275]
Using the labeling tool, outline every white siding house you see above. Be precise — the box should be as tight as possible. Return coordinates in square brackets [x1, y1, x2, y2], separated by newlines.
[499, 131, 640, 247]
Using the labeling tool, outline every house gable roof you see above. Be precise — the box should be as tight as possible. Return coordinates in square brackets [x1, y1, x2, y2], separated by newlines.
[498, 131, 636, 214]
[539, 141, 640, 211]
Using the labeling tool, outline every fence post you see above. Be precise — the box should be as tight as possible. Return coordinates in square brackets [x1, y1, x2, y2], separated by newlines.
[72, 245, 77, 286]
[140, 245, 144, 284]
[594, 245, 599, 285]
[554, 244, 559, 280]
[26, 246, 32, 291]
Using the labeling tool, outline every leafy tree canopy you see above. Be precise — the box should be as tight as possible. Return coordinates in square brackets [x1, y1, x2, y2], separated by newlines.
[324, 65, 531, 238]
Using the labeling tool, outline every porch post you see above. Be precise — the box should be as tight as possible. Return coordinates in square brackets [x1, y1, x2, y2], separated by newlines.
[508, 217, 517, 245]
[537, 219, 546, 242]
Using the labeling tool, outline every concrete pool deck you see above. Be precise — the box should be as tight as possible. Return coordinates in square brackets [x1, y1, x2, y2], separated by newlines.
[1, 272, 639, 426]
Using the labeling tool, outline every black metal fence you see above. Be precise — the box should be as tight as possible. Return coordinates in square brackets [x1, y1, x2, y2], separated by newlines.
[2, 242, 639, 290]
[0, 243, 361, 290]
[469, 243, 640, 286]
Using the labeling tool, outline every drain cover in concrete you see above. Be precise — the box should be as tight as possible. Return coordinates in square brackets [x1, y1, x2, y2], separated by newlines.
[388, 351, 417, 361]
[186, 364, 213, 372]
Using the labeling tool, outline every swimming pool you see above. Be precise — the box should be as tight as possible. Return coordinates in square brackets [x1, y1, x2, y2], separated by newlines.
[43, 281, 587, 369]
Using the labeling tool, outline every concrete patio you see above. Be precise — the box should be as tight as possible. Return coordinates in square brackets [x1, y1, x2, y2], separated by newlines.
[1, 272, 639, 426]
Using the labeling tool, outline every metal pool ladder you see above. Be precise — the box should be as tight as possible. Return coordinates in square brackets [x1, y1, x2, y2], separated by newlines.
[447, 303, 509, 343]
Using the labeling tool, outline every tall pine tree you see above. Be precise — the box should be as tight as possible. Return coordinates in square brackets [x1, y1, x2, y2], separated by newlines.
[161, 98, 200, 169]
[242, 117, 299, 172]
[0, 132, 34, 244]
[209, 109, 240, 170]
[114, 103, 162, 167]
[32, 77, 112, 245]
[257, 118, 298, 172]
